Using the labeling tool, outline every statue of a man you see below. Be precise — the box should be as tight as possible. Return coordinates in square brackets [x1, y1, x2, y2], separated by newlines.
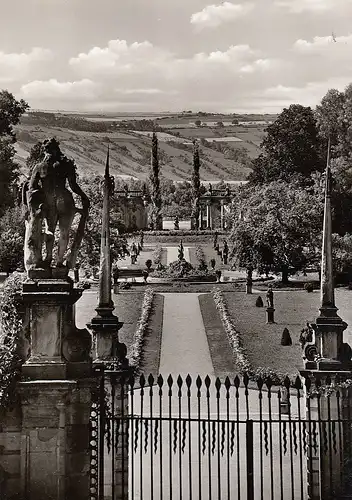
[178, 240, 184, 261]
[266, 285, 274, 308]
[22, 138, 90, 273]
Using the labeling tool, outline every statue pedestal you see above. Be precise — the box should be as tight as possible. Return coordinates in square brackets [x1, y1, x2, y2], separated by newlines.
[21, 277, 92, 380]
[266, 307, 275, 324]
[14, 275, 95, 500]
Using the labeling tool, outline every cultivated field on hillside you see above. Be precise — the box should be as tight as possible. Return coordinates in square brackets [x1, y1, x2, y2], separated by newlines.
[14, 112, 271, 181]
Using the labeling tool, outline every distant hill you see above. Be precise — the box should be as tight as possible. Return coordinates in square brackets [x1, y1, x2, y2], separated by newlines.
[14, 111, 271, 182]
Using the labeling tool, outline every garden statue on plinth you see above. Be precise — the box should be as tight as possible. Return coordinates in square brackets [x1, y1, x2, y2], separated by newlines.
[174, 215, 179, 230]
[246, 266, 253, 294]
[266, 284, 275, 323]
[20, 138, 92, 379]
[178, 240, 184, 261]
[22, 138, 90, 277]
[213, 232, 218, 249]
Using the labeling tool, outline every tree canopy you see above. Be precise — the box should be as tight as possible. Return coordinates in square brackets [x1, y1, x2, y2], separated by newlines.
[0, 90, 29, 217]
[228, 180, 324, 282]
[248, 104, 325, 185]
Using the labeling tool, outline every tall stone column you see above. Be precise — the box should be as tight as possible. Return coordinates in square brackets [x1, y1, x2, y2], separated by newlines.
[206, 201, 212, 229]
[220, 200, 225, 229]
[199, 205, 203, 230]
[88, 148, 130, 500]
[300, 141, 352, 500]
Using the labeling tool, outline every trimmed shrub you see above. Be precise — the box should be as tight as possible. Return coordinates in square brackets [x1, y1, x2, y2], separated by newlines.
[304, 282, 314, 293]
[256, 296, 264, 307]
[281, 328, 292, 346]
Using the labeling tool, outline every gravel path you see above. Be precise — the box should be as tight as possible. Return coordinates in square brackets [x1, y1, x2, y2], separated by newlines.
[158, 293, 214, 377]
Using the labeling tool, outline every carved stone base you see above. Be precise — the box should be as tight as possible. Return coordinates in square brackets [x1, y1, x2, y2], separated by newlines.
[21, 278, 91, 380]
[18, 379, 95, 500]
[266, 307, 275, 324]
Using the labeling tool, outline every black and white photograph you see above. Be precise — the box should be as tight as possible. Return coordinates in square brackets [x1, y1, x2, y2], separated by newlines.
[1, 1, 352, 498]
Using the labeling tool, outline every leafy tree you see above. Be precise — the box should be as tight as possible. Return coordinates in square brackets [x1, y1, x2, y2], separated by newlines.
[73, 175, 127, 270]
[228, 181, 324, 282]
[191, 141, 201, 229]
[249, 104, 325, 185]
[0, 206, 25, 273]
[0, 90, 29, 216]
[194, 120, 202, 127]
[148, 132, 162, 230]
[332, 233, 352, 277]
[315, 89, 345, 152]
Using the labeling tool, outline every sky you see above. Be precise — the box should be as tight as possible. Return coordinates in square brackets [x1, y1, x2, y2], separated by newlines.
[1, 0, 352, 113]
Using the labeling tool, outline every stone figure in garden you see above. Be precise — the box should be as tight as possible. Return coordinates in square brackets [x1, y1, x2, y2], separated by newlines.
[266, 284, 274, 308]
[22, 138, 90, 274]
[174, 215, 179, 230]
[178, 240, 184, 261]
[222, 240, 229, 264]
[213, 232, 218, 249]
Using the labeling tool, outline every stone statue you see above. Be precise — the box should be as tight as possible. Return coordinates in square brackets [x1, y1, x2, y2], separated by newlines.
[246, 266, 253, 282]
[178, 240, 184, 261]
[266, 285, 274, 308]
[22, 138, 90, 275]
[174, 215, 179, 230]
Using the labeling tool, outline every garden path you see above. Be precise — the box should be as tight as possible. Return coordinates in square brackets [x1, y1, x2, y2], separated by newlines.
[158, 293, 214, 377]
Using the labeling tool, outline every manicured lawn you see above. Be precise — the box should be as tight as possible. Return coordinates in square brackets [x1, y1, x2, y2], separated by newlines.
[222, 289, 352, 379]
[139, 293, 164, 377]
[76, 290, 144, 359]
[199, 293, 236, 379]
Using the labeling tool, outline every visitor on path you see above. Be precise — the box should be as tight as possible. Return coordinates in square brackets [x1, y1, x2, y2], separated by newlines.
[142, 270, 149, 284]
[122, 243, 130, 257]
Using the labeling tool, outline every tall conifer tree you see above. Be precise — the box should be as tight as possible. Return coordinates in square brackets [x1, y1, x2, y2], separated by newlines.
[149, 132, 162, 230]
[191, 140, 201, 229]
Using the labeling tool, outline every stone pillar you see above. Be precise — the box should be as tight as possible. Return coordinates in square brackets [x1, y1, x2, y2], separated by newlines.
[16, 276, 94, 500]
[266, 307, 275, 323]
[220, 200, 225, 230]
[103, 371, 130, 500]
[206, 201, 212, 229]
[301, 371, 349, 500]
[19, 379, 93, 500]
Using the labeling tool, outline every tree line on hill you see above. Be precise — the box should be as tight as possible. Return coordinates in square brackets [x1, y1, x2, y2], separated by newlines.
[22, 112, 164, 133]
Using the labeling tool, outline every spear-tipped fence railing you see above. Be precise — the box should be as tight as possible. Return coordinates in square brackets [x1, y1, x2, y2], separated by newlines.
[89, 368, 352, 500]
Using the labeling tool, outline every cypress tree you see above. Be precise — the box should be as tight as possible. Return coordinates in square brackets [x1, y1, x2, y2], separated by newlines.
[149, 132, 162, 230]
[191, 140, 201, 229]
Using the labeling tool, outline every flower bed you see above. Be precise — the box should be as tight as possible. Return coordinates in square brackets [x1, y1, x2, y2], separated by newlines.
[129, 287, 155, 370]
[212, 288, 251, 374]
[151, 258, 216, 282]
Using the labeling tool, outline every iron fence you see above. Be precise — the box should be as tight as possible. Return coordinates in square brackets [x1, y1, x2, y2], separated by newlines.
[89, 369, 352, 500]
